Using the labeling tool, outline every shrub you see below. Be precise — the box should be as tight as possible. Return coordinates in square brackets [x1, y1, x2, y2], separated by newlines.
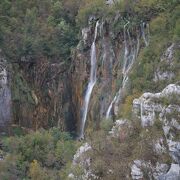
[1, 128, 78, 179]
[77, 0, 108, 26]
[100, 118, 113, 133]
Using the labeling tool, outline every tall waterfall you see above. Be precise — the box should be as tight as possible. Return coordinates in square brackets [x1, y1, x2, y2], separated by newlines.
[106, 22, 129, 119]
[106, 22, 138, 119]
[79, 21, 99, 138]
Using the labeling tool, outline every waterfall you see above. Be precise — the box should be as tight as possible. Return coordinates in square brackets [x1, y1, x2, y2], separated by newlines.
[114, 75, 129, 116]
[106, 22, 138, 119]
[106, 23, 128, 119]
[122, 22, 129, 74]
[141, 22, 149, 47]
[79, 21, 99, 139]
[106, 95, 117, 119]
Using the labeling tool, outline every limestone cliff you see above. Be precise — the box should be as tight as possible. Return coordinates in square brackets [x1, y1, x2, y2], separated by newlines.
[0, 54, 76, 134]
[71, 18, 150, 136]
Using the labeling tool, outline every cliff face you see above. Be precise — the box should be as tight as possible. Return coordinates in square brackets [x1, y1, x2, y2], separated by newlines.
[68, 10, 180, 178]
[0, 1, 179, 138]
[1, 19, 178, 139]
[71, 18, 149, 135]
[0, 1, 179, 179]
[131, 83, 180, 179]
[0, 55, 76, 133]
[18, 58, 76, 132]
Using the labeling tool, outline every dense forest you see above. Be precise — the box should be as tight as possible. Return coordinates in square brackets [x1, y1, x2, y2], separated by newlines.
[0, 0, 179, 179]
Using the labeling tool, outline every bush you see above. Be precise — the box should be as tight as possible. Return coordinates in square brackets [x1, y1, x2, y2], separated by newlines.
[77, 0, 108, 26]
[29, 160, 48, 180]
[0, 0, 79, 62]
[100, 118, 113, 133]
[1, 128, 78, 179]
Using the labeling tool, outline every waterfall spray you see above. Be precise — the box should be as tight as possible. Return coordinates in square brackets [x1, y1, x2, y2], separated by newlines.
[79, 21, 99, 139]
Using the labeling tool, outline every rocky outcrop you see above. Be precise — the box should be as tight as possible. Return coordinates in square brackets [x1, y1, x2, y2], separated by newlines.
[109, 119, 130, 139]
[69, 143, 99, 180]
[71, 83, 179, 179]
[131, 160, 170, 180]
[73, 142, 92, 167]
[154, 44, 176, 82]
[131, 83, 180, 179]
[133, 84, 180, 127]
[158, 164, 180, 180]
[131, 147, 179, 179]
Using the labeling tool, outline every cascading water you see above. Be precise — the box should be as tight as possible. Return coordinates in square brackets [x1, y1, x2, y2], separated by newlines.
[106, 22, 150, 119]
[106, 22, 138, 119]
[106, 95, 117, 119]
[114, 75, 129, 116]
[141, 22, 150, 47]
[122, 22, 129, 74]
[79, 21, 99, 139]
[106, 22, 129, 119]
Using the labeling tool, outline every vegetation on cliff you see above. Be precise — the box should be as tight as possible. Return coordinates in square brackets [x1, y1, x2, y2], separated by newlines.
[0, 0, 179, 179]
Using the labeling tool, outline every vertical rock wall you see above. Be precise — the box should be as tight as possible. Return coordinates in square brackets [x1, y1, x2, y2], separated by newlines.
[71, 19, 148, 134]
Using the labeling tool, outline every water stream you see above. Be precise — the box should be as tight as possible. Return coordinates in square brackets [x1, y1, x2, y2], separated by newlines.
[141, 22, 149, 47]
[79, 21, 99, 138]
[106, 22, 138, 119]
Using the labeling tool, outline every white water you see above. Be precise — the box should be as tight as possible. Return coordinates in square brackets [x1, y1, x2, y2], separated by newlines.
[122, 22, 129, 74]
[106, 22, 138, 119]
[114, 75, 129, 116]
[106, 94, 117, 119]
[79, 21, 99, 138]
[141, 22, 149, 47]
[106, 23, 128, 119]
[140, 101, 143, 126]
